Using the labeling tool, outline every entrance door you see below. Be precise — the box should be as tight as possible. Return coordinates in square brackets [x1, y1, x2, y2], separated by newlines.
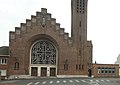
[31, 67, 38, 76]
[88, 69, 92, 77]
[50, 68, 56, 76]
[41, 67, 47, 77]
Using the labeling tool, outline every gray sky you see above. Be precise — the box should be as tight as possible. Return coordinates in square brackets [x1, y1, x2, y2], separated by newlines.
[0, 0, 120, 64]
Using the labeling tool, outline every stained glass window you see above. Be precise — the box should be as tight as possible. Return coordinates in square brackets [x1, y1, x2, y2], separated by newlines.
[31, 40, 56, 65]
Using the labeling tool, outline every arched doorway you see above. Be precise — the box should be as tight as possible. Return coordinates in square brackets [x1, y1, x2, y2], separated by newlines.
[30, 39, 57, 77]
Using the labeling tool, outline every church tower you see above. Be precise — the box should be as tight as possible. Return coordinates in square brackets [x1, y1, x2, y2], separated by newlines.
[71, 0, 87, 47]
[71, 0, 92, 76]
[71, 0, 88, 63]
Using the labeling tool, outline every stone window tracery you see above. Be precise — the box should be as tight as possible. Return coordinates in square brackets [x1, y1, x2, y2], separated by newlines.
[31, 40, 56, 65]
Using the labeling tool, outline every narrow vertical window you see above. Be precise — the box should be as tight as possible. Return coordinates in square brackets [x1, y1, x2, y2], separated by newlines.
[76, 64, 78, 70]
[64, 64, 68, 71]
[79, 50, 81, 56]
[80, 21, 81, 27]
[14, 62, 19, 70]
[79, 64, 81, 70]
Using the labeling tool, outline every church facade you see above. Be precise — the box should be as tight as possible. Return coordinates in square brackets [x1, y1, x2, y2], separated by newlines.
[1, 0, 93, 78]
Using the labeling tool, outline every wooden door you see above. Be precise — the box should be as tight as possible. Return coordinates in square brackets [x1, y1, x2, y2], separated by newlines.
[41, 67, 47, 77]
[31, 67, 38, 76]
[50, 68, 56, 76]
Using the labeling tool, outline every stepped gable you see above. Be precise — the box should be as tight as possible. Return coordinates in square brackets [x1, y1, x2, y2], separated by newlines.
[9, 8, 72, 46]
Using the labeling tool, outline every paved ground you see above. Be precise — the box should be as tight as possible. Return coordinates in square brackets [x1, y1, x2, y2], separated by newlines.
[0, 84, 19, 85]
[0, 78, 120, 85]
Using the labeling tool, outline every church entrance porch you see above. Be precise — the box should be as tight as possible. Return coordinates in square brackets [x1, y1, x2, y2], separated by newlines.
[30, 66, 56, 77]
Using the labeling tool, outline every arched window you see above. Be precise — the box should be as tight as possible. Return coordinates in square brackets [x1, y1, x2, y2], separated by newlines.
[14, 62, 19, 70]
[31, 40, 56, 65]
